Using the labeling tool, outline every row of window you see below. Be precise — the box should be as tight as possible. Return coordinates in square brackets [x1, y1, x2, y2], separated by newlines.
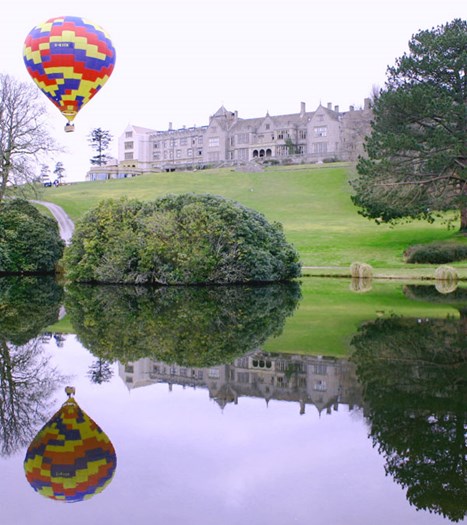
[153, 148, 203, 160]
[133, 141, 328, 163]
[125, 128, 326, 154]
[153, 136, 204, 149]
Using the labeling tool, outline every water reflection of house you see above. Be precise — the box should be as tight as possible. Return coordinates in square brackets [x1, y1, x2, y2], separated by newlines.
[118, 351, 362, 415]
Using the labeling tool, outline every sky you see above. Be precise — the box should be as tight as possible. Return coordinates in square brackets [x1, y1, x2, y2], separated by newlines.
[3, 0, 465, 181]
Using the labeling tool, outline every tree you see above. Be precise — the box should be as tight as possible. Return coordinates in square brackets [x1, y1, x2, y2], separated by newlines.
[64, 194, 301, 285]
[53, 161, 66, 184]
[352, 19, 467, 232]
[0, 74, 59, 201]
[88, 128, 113, 166]
[0, 199, 65, 274]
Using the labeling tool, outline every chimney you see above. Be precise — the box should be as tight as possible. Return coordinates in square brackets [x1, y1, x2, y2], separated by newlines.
[300, 101, 306, 117]
[349, 105, 354, 111]
[334, 105, 339, 113]
[327, 102, 332, 110]
[168, 122, 173, 130]
[364, 98, 371, 110]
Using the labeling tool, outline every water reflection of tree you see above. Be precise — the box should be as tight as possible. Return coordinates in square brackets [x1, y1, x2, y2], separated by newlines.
[351, 314, 466, 523]
[0, 276, 64, 345]
[88, 358, 114, 384]
[0, 276, 67, 457]
[66, 283, 301, 367]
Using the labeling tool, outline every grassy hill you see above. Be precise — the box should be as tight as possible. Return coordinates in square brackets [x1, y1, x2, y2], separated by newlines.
[37, 162, 465, 270]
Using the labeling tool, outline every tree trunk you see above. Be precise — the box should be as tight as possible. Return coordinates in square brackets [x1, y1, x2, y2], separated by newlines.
[460, 206, 467, 234]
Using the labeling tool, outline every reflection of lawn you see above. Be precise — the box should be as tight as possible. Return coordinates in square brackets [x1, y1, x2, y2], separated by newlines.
[264, 278, 463, 356]
[47, 278, 464, 359]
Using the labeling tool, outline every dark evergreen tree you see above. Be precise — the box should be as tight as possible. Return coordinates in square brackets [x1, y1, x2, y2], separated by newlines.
[88, 128, 113, 166]
[352, 19, 467, 231]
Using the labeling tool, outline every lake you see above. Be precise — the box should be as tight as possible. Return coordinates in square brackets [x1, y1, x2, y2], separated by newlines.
[0, 276, 465, 525]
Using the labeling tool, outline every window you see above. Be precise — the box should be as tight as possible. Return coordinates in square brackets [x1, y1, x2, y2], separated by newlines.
[314, 380, 327, 391]
[208, 137, 220, 147]
[124, 141, 133, 150]
[237, 133, 249, 144]
[176, 149, 181, 158]
[314, 126, 327, 137]
[187, 148, 193, 157]
[238, 148, 248, 160]
[265, 124, 270, 130]
[180, 137, 187, 146]
[237, 372, 249, 384]
[314, 363, 328, 375]
[198, 136, 203, 145]
[299, 129, 307, 140]
[313, 142, 328, 154]
[124, 152, 133, 160]
[208, 368, 220, 379]
[125, 131, 132, 138]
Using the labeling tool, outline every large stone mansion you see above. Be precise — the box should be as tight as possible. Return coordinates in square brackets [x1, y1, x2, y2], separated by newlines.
[87, 98, 373, 180]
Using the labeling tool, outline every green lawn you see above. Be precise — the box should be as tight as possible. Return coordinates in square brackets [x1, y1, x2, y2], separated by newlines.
[36, 162, 466, 269]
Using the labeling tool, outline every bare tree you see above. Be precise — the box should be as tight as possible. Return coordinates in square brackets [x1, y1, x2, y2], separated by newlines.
[0, 74, 60, 201]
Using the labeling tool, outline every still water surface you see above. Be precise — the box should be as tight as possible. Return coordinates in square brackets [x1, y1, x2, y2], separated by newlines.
[0, 277, 465, 525]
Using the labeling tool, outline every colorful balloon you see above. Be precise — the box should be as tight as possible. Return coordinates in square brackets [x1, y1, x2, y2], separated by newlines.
[23, 16, 116, 132]
[24, 387, 117, 502]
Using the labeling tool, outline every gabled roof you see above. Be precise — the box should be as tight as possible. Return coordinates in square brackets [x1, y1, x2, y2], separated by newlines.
[212, 105, 231, 117]
[130, 125, 157, 134]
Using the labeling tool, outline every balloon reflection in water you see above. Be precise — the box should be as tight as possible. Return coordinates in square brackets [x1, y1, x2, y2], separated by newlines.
[24, 387, 116, 502]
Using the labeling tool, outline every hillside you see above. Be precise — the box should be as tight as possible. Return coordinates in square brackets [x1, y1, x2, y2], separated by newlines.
[37, 163, 464, 269]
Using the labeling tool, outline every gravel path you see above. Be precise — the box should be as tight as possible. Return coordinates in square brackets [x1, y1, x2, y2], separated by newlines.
[33, 200, 75, 244]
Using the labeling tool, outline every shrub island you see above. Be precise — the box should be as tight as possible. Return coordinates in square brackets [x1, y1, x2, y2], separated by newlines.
[64, 193, 301, 285]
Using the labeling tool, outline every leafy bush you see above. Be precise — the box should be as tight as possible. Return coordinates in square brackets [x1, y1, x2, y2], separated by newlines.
[64, 194, 301, 284]
[404, 241, 467, 264]
[0, 199, 65, 274]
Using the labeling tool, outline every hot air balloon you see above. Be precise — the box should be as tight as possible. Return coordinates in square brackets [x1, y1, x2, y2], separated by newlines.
[24, 387, 117, 502]
[23, 16, 116, 132]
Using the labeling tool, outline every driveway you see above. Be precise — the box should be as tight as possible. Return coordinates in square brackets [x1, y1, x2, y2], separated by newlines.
[33, 200, 75, 244]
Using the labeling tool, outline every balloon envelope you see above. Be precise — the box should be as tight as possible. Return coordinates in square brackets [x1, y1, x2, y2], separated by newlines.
[23, 16, 116, 125]
[24, 394, 117, 502]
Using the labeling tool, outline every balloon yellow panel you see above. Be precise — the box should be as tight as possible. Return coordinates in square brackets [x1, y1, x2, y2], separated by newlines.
[23, 16, 116, 128]
[24, 388, 117, 503]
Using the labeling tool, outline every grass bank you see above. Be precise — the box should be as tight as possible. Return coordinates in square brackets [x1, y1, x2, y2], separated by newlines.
[36, 163, 466, 270]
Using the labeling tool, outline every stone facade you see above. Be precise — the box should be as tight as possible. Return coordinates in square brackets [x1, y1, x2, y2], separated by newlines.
[88, 99, 373, 179]
[118, 350, 363, 416]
